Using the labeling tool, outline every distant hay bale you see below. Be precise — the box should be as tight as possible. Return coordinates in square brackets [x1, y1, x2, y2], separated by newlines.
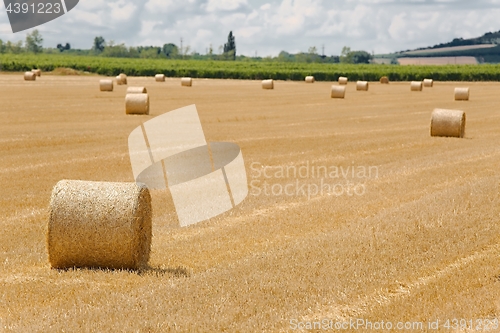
[32, 69, 41, 77]
[24, 71, 36, 81]
[125, 93, 149, 115]
[454, 87, 469, 101]
[338, 76, 348, 85]
[116, 73, 127, 85]
[155, 74, 165, 82]
[181, 77, 192, 87]
[47, 180, 152, 270]
[99, 79, 113, 92]
[262, 79, 274, 89]
[356, 81, 369, 91]
[305, 76, 315, 83]
[126, 86, 147, 94]
[423, 79, 433, 87]
[380, 76, 389, 84]
[410, 81, 423, 91]
[331, 85, 346, 99]
[430, 108, 466, 138]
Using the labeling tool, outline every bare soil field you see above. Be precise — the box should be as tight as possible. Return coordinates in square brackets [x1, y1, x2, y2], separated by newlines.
[1, 74, 500, 332]
[398, 57, 478, 65]
[404, 44, 496, 55]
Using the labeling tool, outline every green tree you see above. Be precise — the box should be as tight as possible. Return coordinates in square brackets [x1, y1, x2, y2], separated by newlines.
[25, 29, 43, 54]
[6, 40, 24, 54]
[350, 51, 372, 64]
[93, 36, 105, 53]
[340, 46, 352, 63]
[223, 31, 236, 60]
[101, 42, 129, 57]
[162, 43, 178, 58]
[0, 39, 5, 54]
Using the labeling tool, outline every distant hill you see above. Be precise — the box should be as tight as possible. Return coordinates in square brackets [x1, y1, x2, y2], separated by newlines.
[375, 30, 500, 64]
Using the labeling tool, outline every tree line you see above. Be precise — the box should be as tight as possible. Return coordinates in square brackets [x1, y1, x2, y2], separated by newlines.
[0, 30, 374, 64]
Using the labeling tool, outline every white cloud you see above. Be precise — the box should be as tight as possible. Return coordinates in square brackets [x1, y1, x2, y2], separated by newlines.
[206, 0, 248, 12]
[0, 0, 499, 55]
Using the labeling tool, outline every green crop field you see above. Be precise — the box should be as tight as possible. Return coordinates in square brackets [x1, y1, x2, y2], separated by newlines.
[2, 53, 500, 81]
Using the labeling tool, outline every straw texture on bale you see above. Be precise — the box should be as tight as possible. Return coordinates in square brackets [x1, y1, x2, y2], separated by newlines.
[181, 77, 192, 87]
[356, 81, 369, 91]
[411, 81, 423, 91]
[116, 73, 127, 85]
[380, 76, 389, 84]
[47, 180, 152, 270]
[430, 108, 466, 138]
[305, 76, 315, 83]
[24, 71, 36, 81]
[99, 79, 113, 92]
[262, 79, 274, 89]
[338, 77, 348, 85]
[454, 87, 469, 101]
[331, 85, 346, 99]
[126, 86, 147, 94]
[155, 74, 165, 82]
[32, 69, 41, 77]
[423, 79, 433, 87]
[125, 93, 149, 115]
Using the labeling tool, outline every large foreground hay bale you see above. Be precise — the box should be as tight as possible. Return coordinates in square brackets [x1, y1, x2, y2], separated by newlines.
[99, 79, 113, 92]
[380, 76, 389, 84]
[155, 74, 165, 82]
[454, 87, 469, 101]
[410, 81, 423, 91]
[125, 93, 149, 115]
[430, 108, 466, 138]
[181, 77, 192, 87]
[331, 85, 346, 99]
[127, 86, 147, 94]
[423, 79, 433, 87]
[24, 71, 36, 81]
[305, 76, 315, 83]
[356, 81, 369, 91]
[262, 79, 274, 89]
[338, 76, 348, 85]
[116, 73, 127, 85]
[32, 69, 41, 77]
[47, 180, 152, 270]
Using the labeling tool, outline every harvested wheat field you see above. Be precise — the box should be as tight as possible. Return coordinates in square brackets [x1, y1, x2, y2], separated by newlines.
[1, 73, 500, 332]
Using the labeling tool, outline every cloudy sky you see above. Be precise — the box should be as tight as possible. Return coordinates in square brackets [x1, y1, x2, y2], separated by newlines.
[1, 0, 500, 56]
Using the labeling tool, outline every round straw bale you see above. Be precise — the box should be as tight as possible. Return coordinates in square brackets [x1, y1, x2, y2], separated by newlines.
[423, 79, 433, 87]
[155, 74, 165, 82]
[410, 81, 423, 91]
[380, 76, 389, 84]
[305, 76, 315, 83]
[338, 76, 348, 85]
[356, 81, 369, 91]
[181, 77, 192, 87]
[24, 71, 36, 81]
[430, 108, 466, 138]
[47, 180, 152, 270]
[32, 69, 41, 77]
[99, 79, 113, 92]
[126, 86, 147, 94]
[125, 93, 149, 115]
[262, 79, 274, 89]
[331, 85, 346, 99]
[116, 73, 127, 85]
[454, 87, 469, 101]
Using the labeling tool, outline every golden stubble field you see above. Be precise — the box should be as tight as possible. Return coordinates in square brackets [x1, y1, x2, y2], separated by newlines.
[1, 73, 500, 332]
